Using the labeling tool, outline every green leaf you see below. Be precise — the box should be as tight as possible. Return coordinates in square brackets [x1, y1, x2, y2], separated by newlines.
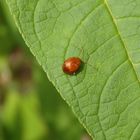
[6, 0, 140, 139]
[3, 91, 20, 128]
[21, 93, 46, 140]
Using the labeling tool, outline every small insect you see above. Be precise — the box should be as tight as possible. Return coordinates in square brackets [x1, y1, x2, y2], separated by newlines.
[62, 57, 82, 75]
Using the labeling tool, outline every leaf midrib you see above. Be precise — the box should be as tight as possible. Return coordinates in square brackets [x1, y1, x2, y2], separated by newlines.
[96, 1, 140, 139]
[104, 0, 140, 83]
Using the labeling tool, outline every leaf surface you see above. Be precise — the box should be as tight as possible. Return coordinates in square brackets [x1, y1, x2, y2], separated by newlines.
[7, 0, 140, 139]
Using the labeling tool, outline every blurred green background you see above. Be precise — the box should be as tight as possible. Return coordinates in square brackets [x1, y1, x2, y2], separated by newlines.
[0, 1, 91, 140]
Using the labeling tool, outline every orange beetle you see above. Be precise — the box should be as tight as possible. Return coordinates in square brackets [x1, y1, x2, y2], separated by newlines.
[62, 57, 82, 75]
